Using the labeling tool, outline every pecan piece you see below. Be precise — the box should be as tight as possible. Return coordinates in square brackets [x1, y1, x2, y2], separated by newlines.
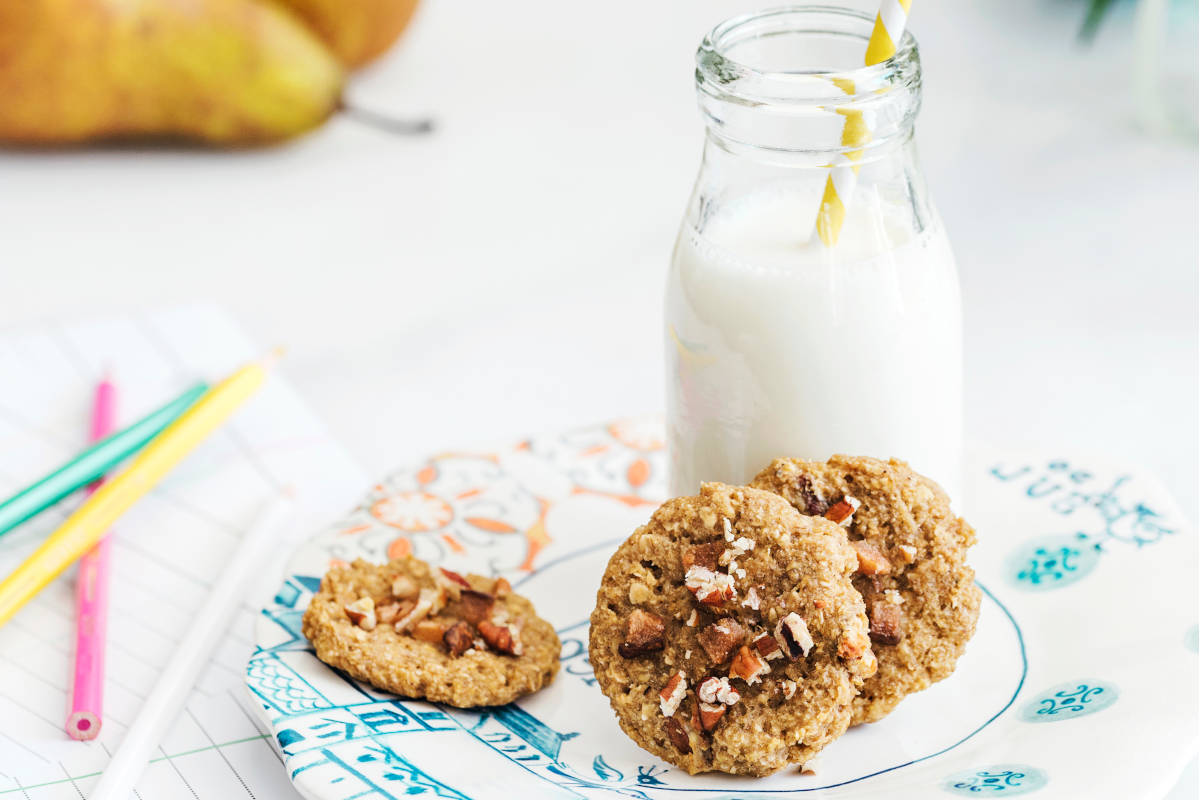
[391, 574, 419, 600]
[478, 620, 522, 655]
[412, 619, 448, 644]
[837, 628, 870, 662]
[684, 566, 735, 606]
[850, 540, 893, 576]
[658, 671, 687, 717]
[437, 567, 471, 600]
[775, 613, 814, 660]
[664, 718, 691, 754]
[697, 702, 726, 732]
[697, 676, 740, 706]
[729, 645, 770, 685]
[375, 601, 402, 625]
[618, 609, 665, 657]
[459, 589, 495, 626]
[394, 589, 437, 632]
[492, 576, 512, 596]
[443, 621, 475, 656]
[824, 495, 861, 526]
[344, 597, 377, 630]
[752, 632, 783, 661]
[868, 600, 905, 645]
[696, 618, 745, 664]
[682, 541, 725, 572]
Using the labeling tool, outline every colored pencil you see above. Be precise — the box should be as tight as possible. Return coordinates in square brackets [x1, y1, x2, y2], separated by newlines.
[0, 382, 208, 539]
[0, 353, 277, 629]
[65, 375, 117, 741]
[90, 493, 294, 800]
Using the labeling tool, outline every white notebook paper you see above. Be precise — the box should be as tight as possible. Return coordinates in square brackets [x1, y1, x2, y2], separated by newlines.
[0, 306, 367, 799]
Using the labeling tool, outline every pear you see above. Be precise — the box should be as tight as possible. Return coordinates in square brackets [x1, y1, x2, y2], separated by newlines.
[272, 0, 420, 68]
[0, 0, 345, 146]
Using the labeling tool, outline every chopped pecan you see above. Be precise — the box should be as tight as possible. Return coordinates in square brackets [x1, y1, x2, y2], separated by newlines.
[837, 628, 870, 662]
[824, 495, 861, 526]
[850, 540, 893, 576]
[728, 645, 770, 685]
[344, 597, 377, 630]
[443, 621, 474, 656]
[681, 541, 725, 572]
[868, 600, 905, 645]
[391, 574, 419, 600]
[697, 676, 740, 706]
[684, 566, 735, 606]
[897, 544, 917, 564]
[741, 586, 761, 610]
[697, 702, 726, 731]
[794, 474, 829, 516]
[492, 576, 512, 596]
[618, 609, 666, 657]
[752, 632, 783, 661]
[664, 717, 691, 754]
[437, 567, 471, 600]
[478, 620, 522, 655]
[781, 679, 798, 699]
[658, 671, 687, 717]
[459, 589, 495, 626]
[775, 613, 814, 660]
[375, 601, 402, 625]
[394, 590, 436, 632]
[412, 619, 448, 644]
[696, 618, 745, 664]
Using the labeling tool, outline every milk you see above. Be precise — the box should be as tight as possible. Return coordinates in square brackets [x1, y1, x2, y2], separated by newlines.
[665, 187, 963, 498]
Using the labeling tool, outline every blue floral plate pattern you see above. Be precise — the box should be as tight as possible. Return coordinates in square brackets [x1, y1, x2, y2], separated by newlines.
[246, 420, 1198, 799]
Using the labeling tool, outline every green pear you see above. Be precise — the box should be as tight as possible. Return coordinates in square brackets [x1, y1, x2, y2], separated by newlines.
[0, 0, 345, 146]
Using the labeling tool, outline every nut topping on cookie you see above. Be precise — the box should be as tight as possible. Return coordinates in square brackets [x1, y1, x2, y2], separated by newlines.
[685, 609, 699, 627]
[664, 717, 692, 754]
[344, 597, 377, 630]
[741, 587, 761, 610]
[697, 618, 745, 664]
[682, 541, 725, 572]
[868, 601, 905, 645]
[697, 702, 726, 731]
[478, 620, 522, 655]
[896, 544, 917, 564]
[394, 589, 438, 632]
[618, 609, 666, 657]
[375, 601, 402, 625]
[697, 676, 740, 706]
[437, 567, 471, 600]
[443, 620, 474, 656]
[850, 540, 892, 576]
[391, 574, 419, 600]
[412, 619, 447, 644]
[459, 589, 495, 626]
[781, 679, 797, 699]
[684, 566, 736, 606]
[752, 632, 784, 661]
[728, 645, 770, 685]
[837, 628, 871, 662]
[775, 613, 814, 660]
[658, 671, 688, 717]
[492, 576, 512, 596]
[824, 496, 861, 526]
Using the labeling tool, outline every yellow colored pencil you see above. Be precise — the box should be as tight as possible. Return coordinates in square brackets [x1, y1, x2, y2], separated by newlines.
[0, 352, 279, 629]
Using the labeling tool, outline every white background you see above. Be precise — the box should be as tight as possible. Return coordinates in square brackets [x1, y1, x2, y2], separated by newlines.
[0, 0, 1196, 795]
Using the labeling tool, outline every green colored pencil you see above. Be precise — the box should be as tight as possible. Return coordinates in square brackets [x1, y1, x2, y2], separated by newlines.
[0, 382, 208, 538]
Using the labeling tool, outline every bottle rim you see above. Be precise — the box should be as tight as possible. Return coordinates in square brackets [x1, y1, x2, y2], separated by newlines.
[698, 5, 918, 104]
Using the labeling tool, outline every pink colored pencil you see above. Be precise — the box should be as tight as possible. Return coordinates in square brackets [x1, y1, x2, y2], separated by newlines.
[66, 375, 116, 741]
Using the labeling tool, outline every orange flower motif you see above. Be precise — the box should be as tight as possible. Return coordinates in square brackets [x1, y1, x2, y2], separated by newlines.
[370, 492, 454, 531]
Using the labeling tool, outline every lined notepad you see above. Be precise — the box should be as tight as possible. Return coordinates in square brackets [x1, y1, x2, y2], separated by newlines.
[0, 307, 367, 798]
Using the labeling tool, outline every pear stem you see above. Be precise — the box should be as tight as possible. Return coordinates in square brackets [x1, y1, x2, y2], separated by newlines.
[339, 101, 434, 136]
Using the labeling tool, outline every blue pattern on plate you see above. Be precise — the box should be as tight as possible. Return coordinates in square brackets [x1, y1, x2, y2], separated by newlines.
[1019, 680, 1118, 722]
[1006, 534, 1101, 590]
[943, 765, 1048, 795]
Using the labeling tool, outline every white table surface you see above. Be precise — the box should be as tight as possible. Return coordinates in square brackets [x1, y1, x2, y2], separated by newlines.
[0, 0, 1195, 796]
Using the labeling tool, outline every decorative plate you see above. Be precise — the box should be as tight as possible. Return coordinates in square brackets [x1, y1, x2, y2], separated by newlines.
[246, 419, 1198, 799]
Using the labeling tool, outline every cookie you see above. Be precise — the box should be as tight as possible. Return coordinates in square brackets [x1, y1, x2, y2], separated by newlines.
[751, 455, 981, 725]
[588, 483, 876, 776]
[301, 556, 560, 707]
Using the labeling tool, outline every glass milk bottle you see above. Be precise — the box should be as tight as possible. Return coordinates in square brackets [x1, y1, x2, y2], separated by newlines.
[666, 7, 963, 499]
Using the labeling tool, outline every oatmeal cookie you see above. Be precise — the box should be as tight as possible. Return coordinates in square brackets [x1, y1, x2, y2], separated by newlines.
[751, 455, 981, 725]
[302, 556, 560, 707]
[588, 483, 876, 776]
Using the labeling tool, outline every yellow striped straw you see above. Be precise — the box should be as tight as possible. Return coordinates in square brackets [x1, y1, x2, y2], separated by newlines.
[815, 0, 913, 247]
